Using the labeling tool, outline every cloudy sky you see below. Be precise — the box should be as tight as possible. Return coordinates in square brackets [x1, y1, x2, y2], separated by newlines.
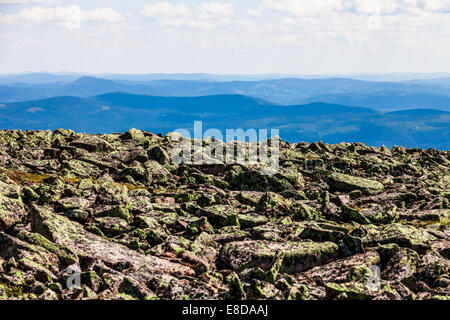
[1, 0, 450, 74]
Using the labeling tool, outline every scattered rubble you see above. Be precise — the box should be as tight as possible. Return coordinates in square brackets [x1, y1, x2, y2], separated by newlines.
[0, 129, 448, 300]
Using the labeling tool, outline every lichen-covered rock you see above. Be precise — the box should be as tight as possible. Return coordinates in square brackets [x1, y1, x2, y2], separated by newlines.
[61, 159, 101, 178]
[234, 191, 263, 206]
[341, 203, 399, 224]
[94, 217, 130, 238]
[119, 128, 146, 142]
[357, 224, 436, 253]
[416, 251, 450, 286]
[0, 232, 60, 284]
[148, 146, 170, 165]
[197, 205, 239, 229]
[14, 229, 77, 266]
[382, 248, 420, 282]
[324, 282, 380, 300]
[225, 272, 246, 299]
[30, 205, 195, 277]
[70, 136, 114, 153]
[0, 129, 448, 300]
[256, 192, 293, 216]
[0, 182, 26, 231]
[298, 224, 364, 255]
[238, 213, 268, 228]
[219, 240, 339, 273]
[247, 279, 282, 299]
[328, 172, 384, 195]
[256, 192, 315, 220]
[22, 186, 39, 202]
[96, 205, 131, 222]
[228, 167, 270, 191]
[299, 251, 380, 283]
[401, 209, 450, 223]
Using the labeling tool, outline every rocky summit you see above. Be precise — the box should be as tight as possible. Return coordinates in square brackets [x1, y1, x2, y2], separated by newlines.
[0, 128, 449, 301]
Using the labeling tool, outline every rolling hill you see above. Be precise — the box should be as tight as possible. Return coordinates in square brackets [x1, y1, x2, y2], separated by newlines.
[0, 77, 164, 102]
[301, 91, 450, 111]
[2, 76, 450, 108]
[1, 92, 449, 149]
[0, 73, 82, 85]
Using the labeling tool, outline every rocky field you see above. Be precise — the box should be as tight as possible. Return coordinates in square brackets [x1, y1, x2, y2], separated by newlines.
[0, 128, 449, 300]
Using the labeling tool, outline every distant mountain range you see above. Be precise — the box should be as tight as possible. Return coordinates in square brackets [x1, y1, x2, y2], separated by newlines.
[1, 73, 449, 149]
[0, 77, 164, 103]
[1, 75, 450, 109]
[300, 91, 450, 110]
[1, 92, 449, 150]
[2, 72, 450, 84]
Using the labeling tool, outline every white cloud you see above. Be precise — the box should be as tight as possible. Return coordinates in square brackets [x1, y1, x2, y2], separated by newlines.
[0, 5, 125, 27]
[0, 0, 59, 4]
[141, 2, 235, 29]
[423, 0, 450, 12]
[255, 0, 351, 17]
[235, 0, 450, 50]
[141, 2, 191, 18]
[354, 0, 400, 14]
[84, 7, 125, 23]
[1, 0, 449, 70]
[247, 8, 262, 16]
[254, 0, 450, 16]
[197, 2, 234, 19]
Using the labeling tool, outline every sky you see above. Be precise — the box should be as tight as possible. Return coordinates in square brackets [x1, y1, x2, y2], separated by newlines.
[1, 0, 450, 75]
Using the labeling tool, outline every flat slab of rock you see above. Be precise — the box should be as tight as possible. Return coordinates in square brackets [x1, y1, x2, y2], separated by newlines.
[328, 172, 384, 195]
[382, 248, 419, 281]
[0, 232, 60, 282]
[324, 282, 380, 300]
[197, 205, 239, 228]
[69, 136, 114, 153]
[360, 223, 436, 252]
[30, 205, 194, 277]
[0, 181, 26, 231]
[220, 240, 339, 273]
[299, 250, 380, 283]
[400, 209, 450, 222]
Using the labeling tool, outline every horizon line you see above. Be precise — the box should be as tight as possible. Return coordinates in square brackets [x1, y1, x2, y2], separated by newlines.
[2, 71, 450, 76]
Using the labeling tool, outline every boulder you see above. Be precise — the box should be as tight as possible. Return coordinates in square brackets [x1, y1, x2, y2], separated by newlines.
[197, 205, 239, 228]
[219, 240, 339, 273]
[300, 250, 380, 283]
[328, 172, 384, 195]
[358, 223, 436, 252]
[0, 181, 26, 231]
[30, 205, 194, 277]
